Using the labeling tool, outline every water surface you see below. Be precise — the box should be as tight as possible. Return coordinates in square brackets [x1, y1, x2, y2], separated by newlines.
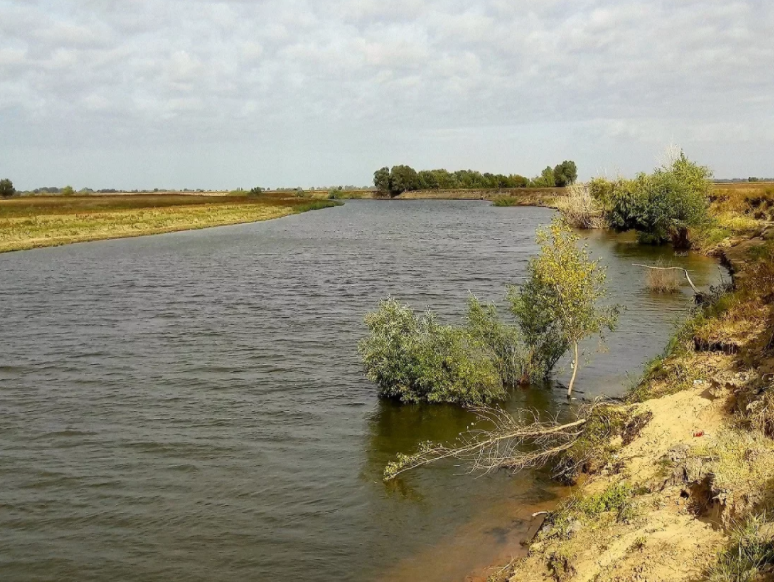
[0, 201, 722, 581]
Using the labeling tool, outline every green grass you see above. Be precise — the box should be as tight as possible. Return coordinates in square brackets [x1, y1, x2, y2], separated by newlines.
[292, 200, 343, 213]
[492, 197, 520, 207]
[541, 481, 638, 541]
[707, 514, 774, 581]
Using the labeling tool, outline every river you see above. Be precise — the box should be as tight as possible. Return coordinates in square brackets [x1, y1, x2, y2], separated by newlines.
[0, 200, 723, 581]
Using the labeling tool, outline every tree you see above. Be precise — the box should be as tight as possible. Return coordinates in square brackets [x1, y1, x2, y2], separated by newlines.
[519, 219, 618, 396]
[554, 161, 578, 187]
[531, 166, 556, 188]
[61, 185, 76, 196]
[389, 165, 420, 195]
[248, 186, 263, 197]
[373, 167, 391, 193]
[0, 179, 15, 198]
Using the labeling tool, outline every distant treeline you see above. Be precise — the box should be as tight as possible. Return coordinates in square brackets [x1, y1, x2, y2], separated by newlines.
[373, 162, 577, 196]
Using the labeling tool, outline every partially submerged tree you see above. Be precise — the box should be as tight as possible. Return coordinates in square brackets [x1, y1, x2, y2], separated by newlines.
[383, 400, 635, 481]
[516, 219, 619, 397]
[358, 298, 505, 405]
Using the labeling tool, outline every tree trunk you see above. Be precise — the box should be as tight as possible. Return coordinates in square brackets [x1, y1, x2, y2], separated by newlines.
[567, 341, 579, 398]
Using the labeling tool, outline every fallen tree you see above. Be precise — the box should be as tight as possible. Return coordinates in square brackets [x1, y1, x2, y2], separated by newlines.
[383, 400, 650, 482]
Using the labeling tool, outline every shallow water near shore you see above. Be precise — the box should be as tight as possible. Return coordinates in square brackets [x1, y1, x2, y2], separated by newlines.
[0, 200, 723, 581]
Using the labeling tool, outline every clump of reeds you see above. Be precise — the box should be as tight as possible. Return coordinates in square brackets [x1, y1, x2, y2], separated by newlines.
[645, 260, 681, 293]
[558, 182, 605, 229]
[492, 196, 519, 207]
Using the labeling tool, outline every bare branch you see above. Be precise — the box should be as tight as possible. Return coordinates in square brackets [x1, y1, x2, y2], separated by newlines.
[633, 263, 699, 294]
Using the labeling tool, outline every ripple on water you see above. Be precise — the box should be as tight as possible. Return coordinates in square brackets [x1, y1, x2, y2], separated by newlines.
[0, 201, 723, 582]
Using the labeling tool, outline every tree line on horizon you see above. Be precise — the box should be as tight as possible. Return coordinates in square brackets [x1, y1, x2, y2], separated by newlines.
[373, 162, 578, 196]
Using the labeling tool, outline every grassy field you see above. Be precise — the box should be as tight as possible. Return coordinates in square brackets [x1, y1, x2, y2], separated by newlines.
[0, 194, 341, 253]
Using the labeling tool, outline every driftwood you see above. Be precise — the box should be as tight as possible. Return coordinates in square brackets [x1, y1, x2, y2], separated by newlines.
[633, 264, 700, 294]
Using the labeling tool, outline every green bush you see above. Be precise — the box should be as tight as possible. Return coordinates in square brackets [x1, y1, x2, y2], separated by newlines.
[597, 152, 711, 246]
[465, 297, 525, 386]
[359, 298, 505, 404]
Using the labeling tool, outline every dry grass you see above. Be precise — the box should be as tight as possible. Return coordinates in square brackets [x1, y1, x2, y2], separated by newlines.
[557, 182, 606, 229]
[0, 194, 340, 253]
[644, 260, 682, 293]
[692, 428, 774, 520]
[710, 183, 774, 220]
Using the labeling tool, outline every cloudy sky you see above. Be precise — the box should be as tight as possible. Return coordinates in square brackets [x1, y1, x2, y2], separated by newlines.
[1, 0, 772, 190]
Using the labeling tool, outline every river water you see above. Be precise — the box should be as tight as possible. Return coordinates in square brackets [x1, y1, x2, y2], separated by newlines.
[0, 200, 722, 581]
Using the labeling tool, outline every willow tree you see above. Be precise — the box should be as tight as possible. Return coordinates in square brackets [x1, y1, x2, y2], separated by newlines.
[522, 219, 619, 397]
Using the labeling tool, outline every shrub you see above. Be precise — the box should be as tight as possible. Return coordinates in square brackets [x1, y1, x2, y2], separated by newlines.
[327, 189, 342, 199]
[358, 298, 504, 404]
[600, 151, 712, 247]
[465, 296, 524, 387]
[295, 188, 310, 198]
[61, 185, 76, 196]
[248, 186, 263, 197]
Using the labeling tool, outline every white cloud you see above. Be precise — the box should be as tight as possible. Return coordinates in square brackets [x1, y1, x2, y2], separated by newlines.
[0, 0, 772, 188]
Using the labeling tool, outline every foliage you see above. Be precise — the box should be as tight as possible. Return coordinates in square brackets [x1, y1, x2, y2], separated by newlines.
[373, 167, 391, 193]
[553, 161, 578, 187]
[596, 151, 712, 246]
[295, 188, 311, 198]
[248, 186, 263, 197]
[61, 185, 76, 196]
[372, 164, 574, 194]
[507, 278, 569, 382]
[465, 296, 524, 387]
[511, 219, 619, 395]
[531, 166, 557, 188]
[358, 298, 504, 405]
[0, 178, 16, 198]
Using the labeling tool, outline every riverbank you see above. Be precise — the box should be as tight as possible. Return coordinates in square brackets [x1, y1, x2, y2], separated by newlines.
[485, 185, 774, 581]
[0, 194, 341, 253]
